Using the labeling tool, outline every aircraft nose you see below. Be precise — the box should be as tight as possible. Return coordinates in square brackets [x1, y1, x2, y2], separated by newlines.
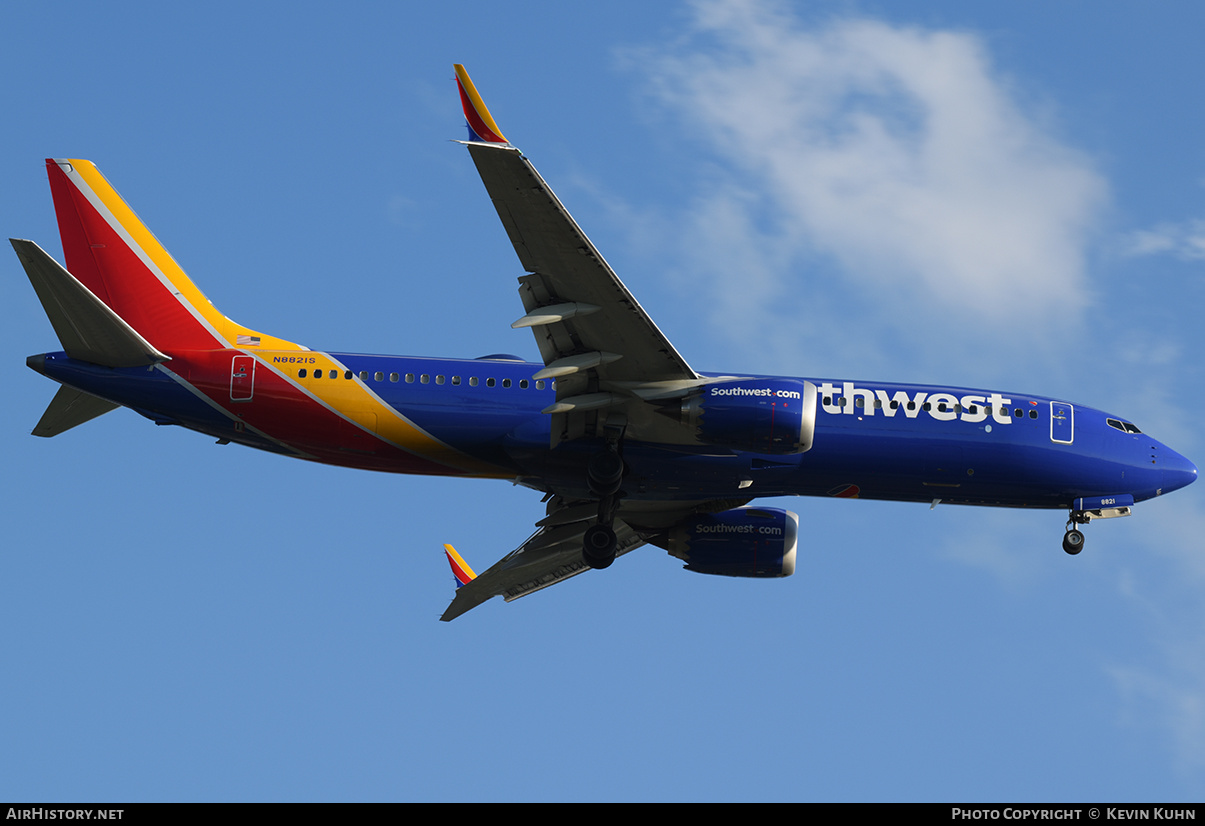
[1161, 448, 1198, 495]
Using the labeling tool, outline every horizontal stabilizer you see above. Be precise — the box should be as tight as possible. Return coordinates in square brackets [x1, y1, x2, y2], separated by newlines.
[11, 238, 169, 368]
[32, 385, 119, 437]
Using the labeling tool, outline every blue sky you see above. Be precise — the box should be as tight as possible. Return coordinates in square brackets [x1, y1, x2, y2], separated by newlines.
[3, 0, 1204, 802]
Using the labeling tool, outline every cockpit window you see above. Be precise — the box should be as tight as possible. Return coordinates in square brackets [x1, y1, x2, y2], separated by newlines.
[1107, 418, 1143, 434]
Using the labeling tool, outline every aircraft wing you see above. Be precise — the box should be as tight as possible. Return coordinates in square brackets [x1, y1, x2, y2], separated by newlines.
[440, 511, 645, 622]
[443, 67, 737, 620]
[440, 494, 751, 621]
[455, 65, 705, 446]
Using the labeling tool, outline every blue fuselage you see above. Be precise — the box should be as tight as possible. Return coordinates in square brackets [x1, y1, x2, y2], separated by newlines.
[30, 349, 1198, 511]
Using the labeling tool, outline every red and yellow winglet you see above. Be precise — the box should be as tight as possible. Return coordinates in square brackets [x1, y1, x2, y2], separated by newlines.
[444, 544, 478, 589]
[454, 64, 508, 144]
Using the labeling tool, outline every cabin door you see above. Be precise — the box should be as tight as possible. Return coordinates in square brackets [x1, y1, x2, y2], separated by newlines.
[230, 355, 256, 402]
[1050, 402, 1074, 444]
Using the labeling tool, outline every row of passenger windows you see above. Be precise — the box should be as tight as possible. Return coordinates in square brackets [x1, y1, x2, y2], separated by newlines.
[824, 396, 1040, 418]
[295, 367, 549, 390]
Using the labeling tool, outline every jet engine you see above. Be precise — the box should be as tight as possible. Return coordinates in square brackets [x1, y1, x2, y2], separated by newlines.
[674, 379, 816, 455]
[660, 507, 799, 578]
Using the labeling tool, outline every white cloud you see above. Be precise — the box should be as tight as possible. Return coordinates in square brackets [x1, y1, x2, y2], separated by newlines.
[1110, 515, 1205, 778]
[1123, 219, 1205, 261]
[631, 0, 1108, 370]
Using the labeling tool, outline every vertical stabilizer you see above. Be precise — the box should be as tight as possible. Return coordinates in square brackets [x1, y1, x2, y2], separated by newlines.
[45, 159, 303, 353]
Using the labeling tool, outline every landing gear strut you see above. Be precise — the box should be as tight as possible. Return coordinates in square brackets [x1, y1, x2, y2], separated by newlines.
[582, 437, 624, 570]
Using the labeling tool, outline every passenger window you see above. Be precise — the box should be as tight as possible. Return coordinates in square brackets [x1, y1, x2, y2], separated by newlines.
[469, 377, 479, 387]
[1014, 408, 1022, 418]
[520, 379, 529, 389]
[536, 380, 546, 390]
[405, 373, 415, 383]
[314, 369, 323, 378]
[374, 371, 384, 381]
[486, 378, 496, 387]
[359, 371, 368, 380]
[390, 373, 399, 382]
[436, 375, 445, 385]
[1029, 409, 1037, 419]
[298, 368, 307, 378]
[452, 376, 461, 386]
[502, 378, 512, 388]
[420, 374, 430, 384]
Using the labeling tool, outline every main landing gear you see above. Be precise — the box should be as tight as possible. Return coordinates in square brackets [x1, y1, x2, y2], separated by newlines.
[582, 439, 625, 570]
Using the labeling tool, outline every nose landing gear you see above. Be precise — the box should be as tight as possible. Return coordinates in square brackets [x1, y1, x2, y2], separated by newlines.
[1062, 526, 1086, 555]
[1062, 509, 1090, 555]
[1061, 495, 1135, 555]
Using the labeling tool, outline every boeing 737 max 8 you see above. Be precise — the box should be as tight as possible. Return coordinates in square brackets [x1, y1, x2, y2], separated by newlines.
[13, 65, 1197, 620]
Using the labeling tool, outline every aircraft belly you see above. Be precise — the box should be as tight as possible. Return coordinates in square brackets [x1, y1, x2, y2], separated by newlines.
[795, 427, 1072, 507]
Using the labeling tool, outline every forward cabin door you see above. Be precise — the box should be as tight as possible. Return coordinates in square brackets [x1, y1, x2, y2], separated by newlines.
[1050, 402, 1074, 444]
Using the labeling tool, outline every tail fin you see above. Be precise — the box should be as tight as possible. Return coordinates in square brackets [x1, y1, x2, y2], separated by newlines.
[44, 159, 302, 353]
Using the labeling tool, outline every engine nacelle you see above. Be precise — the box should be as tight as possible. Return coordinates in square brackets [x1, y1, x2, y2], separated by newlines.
[667, 507, 798, 578]
[679, 379, 816, 454]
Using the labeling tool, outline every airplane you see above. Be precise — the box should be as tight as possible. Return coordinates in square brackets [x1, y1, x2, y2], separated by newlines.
[13, 65, 1197, 621]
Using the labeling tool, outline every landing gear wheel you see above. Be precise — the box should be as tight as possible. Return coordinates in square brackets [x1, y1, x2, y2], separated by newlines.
[588, 449, 624, 497]
[1062, 529, 1085, 555]
[582, 524, 617, 570]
